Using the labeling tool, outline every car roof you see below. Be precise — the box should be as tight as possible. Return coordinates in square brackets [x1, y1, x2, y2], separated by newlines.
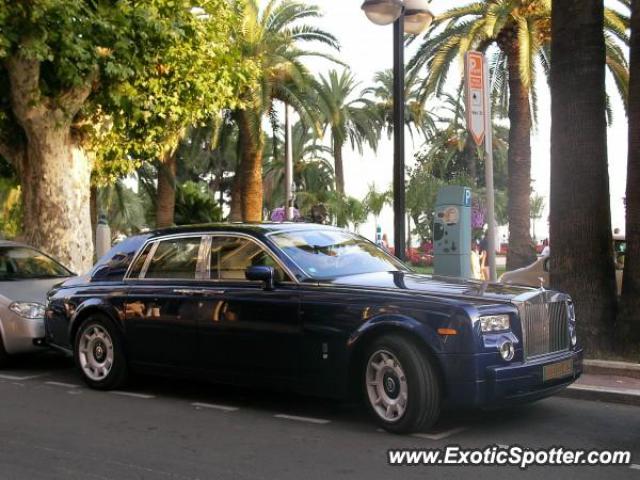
[147, 222, 337, 239]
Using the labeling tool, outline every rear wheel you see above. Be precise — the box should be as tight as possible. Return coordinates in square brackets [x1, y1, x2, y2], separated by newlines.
[74, 315, 128, 390]
[362, 334, 441, 434]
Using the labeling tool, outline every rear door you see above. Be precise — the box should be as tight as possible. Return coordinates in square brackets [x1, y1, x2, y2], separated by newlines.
[124, 235, 206, 369]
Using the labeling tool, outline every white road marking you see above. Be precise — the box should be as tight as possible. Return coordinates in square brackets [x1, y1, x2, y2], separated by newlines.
[45, 381, 81, 388]
[191, 402, 238, 412]
[412, 427, 467, 440]
[0, 374, 44, 381]
[274, 414, 331, 425]
[110, 391, 155, 399]
[497, 444, 509, 449]
[630, 464, 640, 470]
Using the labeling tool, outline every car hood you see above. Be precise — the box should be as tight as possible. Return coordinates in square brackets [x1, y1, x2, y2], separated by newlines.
[323, 271, 539, 304]
[0, 277, 72, 305]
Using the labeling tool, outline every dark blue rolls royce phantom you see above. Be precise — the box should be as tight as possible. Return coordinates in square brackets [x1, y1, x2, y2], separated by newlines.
[45, 223, 582, 433]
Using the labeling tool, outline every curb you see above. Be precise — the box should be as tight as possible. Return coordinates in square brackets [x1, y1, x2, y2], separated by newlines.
[583, 359, 640, 380]
[558, 383, 640, 407]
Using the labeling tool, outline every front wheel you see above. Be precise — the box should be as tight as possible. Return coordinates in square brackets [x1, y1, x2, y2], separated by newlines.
[74, 315, 127, 390]
[363, 335, 441, 434]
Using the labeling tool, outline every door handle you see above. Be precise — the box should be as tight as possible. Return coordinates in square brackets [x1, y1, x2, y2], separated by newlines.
[173, 288, 225, 296]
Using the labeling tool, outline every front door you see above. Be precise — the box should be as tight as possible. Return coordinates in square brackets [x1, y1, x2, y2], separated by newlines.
[197, 234, 301, 383]
[124, 235, 205, 369]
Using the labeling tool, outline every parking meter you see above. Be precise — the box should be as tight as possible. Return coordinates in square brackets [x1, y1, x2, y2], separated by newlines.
[433, 186, 472, 278]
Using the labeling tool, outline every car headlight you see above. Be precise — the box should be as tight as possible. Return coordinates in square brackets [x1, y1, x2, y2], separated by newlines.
[479, 314, 510, 333]
[9, 302, 46, 319]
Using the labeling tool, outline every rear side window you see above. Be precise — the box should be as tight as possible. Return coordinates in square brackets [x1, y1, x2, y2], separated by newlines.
[127, 243, 153, 278]
[91, 235, 150, 281]
[144, 237, 202, 279]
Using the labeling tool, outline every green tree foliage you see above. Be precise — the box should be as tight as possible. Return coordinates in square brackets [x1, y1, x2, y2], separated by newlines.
[0, 0, 255, 270]
[174, 181, 223, 226]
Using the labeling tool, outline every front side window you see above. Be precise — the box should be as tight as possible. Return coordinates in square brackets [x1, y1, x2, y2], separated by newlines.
[210, 236, 290, 282]
[0, 247, 71, 280]
[144, 237, 202, 279]
[270, 229, 408, 280]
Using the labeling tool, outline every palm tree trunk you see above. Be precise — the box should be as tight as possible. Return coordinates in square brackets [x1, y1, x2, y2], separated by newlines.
[550, 0, 618, 354]
[333, 136, 345, 196]
[237, 109, 264, 222]
[156, 151, 177, 228]
[620, 0, 640, 342]
[505, 44, 536, 270]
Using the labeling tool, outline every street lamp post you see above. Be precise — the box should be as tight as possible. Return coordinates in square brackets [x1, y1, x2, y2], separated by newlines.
[361, 0, 433, 261]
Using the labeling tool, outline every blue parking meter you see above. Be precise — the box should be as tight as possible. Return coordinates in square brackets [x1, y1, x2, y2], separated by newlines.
[433, 186, 472, 278]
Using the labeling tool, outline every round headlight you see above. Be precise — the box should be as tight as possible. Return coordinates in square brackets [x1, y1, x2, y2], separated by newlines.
[499, 340, 515, 361]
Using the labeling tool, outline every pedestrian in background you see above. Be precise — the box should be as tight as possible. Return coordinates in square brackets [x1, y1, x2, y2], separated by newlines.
[471, 241, 482, 280]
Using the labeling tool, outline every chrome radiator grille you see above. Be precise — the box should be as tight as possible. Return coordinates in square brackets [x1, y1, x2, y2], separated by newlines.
[520, 301, 570, 359]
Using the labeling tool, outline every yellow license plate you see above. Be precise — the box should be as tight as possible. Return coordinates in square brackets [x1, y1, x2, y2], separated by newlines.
[543, 359, 574, 382]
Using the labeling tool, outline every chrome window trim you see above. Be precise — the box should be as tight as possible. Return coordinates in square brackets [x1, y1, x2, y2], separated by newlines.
[124, 234, 205, 281]
[206, 232, 300, 285]
[124, 231, 300, 285]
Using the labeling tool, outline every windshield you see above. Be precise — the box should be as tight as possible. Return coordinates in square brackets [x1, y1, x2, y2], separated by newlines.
[271, 229, 408, 280]
[0, 246, 72, 280]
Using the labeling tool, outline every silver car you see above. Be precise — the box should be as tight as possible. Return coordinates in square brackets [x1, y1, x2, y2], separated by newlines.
[0, 241, 73, 365]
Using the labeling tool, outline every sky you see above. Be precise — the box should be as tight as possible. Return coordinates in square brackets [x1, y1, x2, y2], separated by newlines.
[271, 0, 629, 245]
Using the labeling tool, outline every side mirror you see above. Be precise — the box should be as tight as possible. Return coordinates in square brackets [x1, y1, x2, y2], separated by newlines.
[245, 265, 275, 291]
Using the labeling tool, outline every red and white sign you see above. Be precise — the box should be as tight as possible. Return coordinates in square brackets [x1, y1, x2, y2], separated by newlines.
[465, 51, 487, 148]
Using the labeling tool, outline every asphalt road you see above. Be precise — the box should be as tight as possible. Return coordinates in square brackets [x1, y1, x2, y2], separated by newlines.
[0, 352, 638, 480]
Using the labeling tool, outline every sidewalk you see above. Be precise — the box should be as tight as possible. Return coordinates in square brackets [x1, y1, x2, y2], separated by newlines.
[559, 359, 640, 406]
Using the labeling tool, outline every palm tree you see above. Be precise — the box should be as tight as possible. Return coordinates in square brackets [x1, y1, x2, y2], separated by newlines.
[262, 121, 335, 212]
[550, 0, 618, 353]
[408, 0, 629, 270]
[362, 69, 435, 141]
[231, 0, 339, 221]
[364, 184, 392, 239]
[621, 0, 640, 342]
[315, 69, 381, 196]
[529, 193, 545, 241]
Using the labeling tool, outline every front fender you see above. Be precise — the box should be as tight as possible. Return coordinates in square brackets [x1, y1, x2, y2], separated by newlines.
[348, 314, 443, 354]
[68, 298, 125, 342]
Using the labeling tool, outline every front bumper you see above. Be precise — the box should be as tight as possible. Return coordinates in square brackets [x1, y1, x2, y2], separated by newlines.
[0, 312, 47, 355]
[437, 348, 583, 409]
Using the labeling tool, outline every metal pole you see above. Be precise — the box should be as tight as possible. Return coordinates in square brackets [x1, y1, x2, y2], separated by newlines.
[483, 56, 497, 281]
[393, 12, 406, 260]
[284, 103, 293, 221]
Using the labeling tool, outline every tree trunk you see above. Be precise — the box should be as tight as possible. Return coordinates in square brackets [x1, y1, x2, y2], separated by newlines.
[156, 151, 177, 228]
[550, 0, 618, 354]
[333, 136, 345, 196]
[620, 0, 640, 342]
[90, 185, 98, 255]
[237, 110, 264, 222]
[5, 55, 94, 273]
[505, 45, 536, 270]
[20, 124, 93, 273]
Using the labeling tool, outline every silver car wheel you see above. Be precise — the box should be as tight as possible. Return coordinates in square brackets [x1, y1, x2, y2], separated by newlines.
[78, 324, 114, 382]
[365, 349, 408, 423]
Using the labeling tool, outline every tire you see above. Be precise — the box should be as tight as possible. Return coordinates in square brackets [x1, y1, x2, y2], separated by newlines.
[362, 334, 441, 434]
[74, 314, 128, 390]
[0, 332, 8, 368]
